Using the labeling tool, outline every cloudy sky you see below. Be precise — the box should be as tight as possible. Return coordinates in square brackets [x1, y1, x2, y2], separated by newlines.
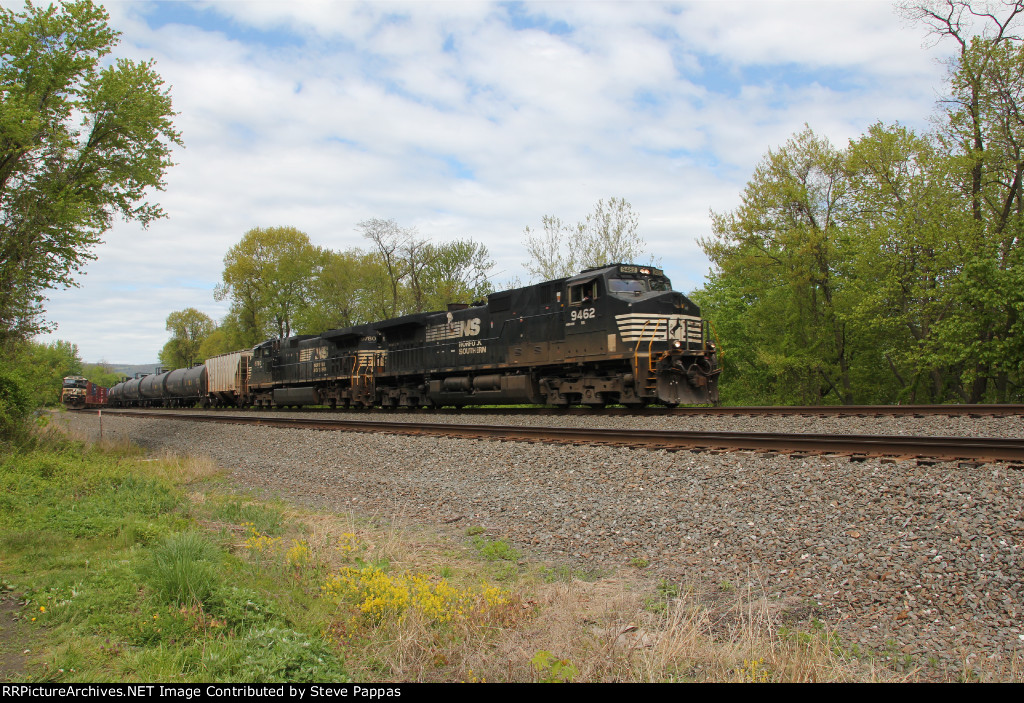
[22, 0, 956, 363]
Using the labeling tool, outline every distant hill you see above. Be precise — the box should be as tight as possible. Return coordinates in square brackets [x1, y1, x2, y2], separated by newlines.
[91, 363, 164, 379]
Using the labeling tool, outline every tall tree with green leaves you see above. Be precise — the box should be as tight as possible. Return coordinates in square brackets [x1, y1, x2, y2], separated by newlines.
[422, 239, 495, 308]
[0, 0, 181, 346]
[701, 127, 856, 404]
[692, 4, 1024, 405]
[159, 308, 215, 369]
[294, 249, 367, 333]
[901, 0, 1024, 401]
[844, 122, 971, 402]
[215, 226, 322, 342]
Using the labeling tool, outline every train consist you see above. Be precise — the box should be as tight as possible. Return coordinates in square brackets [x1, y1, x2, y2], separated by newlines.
[106, 264, 721, 409]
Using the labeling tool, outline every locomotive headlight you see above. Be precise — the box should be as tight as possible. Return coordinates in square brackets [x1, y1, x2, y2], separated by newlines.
[672, 340, 683, 349]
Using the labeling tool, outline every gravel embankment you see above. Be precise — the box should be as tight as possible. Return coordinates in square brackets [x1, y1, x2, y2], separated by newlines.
[58, 410, 1024, 674]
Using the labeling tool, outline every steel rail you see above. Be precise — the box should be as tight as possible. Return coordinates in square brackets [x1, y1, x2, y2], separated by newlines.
[93, 409, 1024, 463]
[647, 403, 1024, 417]
[99, 403, 1024, 417]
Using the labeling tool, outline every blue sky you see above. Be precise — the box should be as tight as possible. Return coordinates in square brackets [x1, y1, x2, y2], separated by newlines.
[17, 0, 955, 362]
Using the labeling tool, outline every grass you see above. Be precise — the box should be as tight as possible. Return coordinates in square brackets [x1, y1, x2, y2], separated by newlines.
[0, 426, 349, 683]
[3, 418, 1022, 683]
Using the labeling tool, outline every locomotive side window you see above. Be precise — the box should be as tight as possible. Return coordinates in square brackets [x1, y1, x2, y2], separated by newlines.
[568, 280, 598, 305]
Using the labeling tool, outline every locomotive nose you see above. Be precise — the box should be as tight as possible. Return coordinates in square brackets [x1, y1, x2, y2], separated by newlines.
[649, 290, 690, 314]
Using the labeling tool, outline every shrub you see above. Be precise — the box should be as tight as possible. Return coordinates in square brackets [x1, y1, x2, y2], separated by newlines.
[0, 365, 32, 442]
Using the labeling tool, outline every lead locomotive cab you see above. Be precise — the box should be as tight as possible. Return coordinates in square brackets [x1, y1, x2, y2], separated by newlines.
[531, 263, 720, 406]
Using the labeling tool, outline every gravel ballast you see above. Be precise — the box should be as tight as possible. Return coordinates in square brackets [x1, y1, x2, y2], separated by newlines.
[58, 410, 1024, 674]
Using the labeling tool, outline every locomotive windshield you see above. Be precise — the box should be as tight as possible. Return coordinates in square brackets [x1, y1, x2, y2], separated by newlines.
[608, 277, 672, 295]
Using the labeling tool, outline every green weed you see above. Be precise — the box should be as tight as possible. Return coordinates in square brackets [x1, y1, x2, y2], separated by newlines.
[471, 536, 521, 562]
[531, 650, 577, 683]
[140, 532, 222, 607]
[207, 497, 285, 536]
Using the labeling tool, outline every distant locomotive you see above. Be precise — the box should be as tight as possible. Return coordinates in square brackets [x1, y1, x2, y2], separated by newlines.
[61, 376, 108, 409]
[108, 264, 720, 409]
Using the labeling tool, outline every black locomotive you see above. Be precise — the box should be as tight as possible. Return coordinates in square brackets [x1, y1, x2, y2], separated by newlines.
[249, 263, 719, 408]
[109, 264, 720, 409]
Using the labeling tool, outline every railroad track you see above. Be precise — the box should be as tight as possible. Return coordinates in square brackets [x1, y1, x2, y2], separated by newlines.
[90, 409, 1024, 463]
[104, 403, 1024, 417]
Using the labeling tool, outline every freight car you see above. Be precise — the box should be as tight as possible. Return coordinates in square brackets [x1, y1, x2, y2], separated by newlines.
[110, 264, 720, 409]
[108, 366, 207, 409]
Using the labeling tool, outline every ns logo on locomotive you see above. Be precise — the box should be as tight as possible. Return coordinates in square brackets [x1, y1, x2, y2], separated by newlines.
[105, 264, 721, 410]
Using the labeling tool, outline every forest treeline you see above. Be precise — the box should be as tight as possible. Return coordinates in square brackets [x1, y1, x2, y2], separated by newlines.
[691, 4, 1024, 405]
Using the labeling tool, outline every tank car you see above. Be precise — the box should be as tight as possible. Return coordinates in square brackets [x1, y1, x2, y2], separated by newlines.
[108, 367, 207, 408]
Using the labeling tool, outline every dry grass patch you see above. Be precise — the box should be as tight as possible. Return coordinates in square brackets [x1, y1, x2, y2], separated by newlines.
[434, 575, 903, 683]
[223, 503, 905, 682]
[145, 450, 222, 484]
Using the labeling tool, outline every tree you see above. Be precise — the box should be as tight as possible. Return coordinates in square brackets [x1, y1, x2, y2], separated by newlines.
[215, 226, 322, 342]
[522, 198, 648, 281]
[82, 362, 121, 388]
[1, 338, 82, 439]
[0, 1, 181, 346]
[401, 238, 495, 313]
[196, 326, 237, 361]
[701, 127, 857, 404]
[692, 3, 1024, 405]
[294, 249, 367, 333]
[576, 197, 645, 269]
[159, 308, 215, 369]
[523, 215, 579, 281]
[422, 239, 495, 308]
[358, 218, 414, 318]
[900, 0, 1024, 401]
[353, 219, 495, 317]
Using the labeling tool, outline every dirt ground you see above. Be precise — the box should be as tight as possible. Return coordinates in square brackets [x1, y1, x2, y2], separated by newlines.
[0, 591, 32, 681]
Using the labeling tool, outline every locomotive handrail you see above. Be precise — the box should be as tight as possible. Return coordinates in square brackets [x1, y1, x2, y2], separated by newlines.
[706, 319, 722, 359]
[632, 318, 664, 373]
[631, 318, 664, 391]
